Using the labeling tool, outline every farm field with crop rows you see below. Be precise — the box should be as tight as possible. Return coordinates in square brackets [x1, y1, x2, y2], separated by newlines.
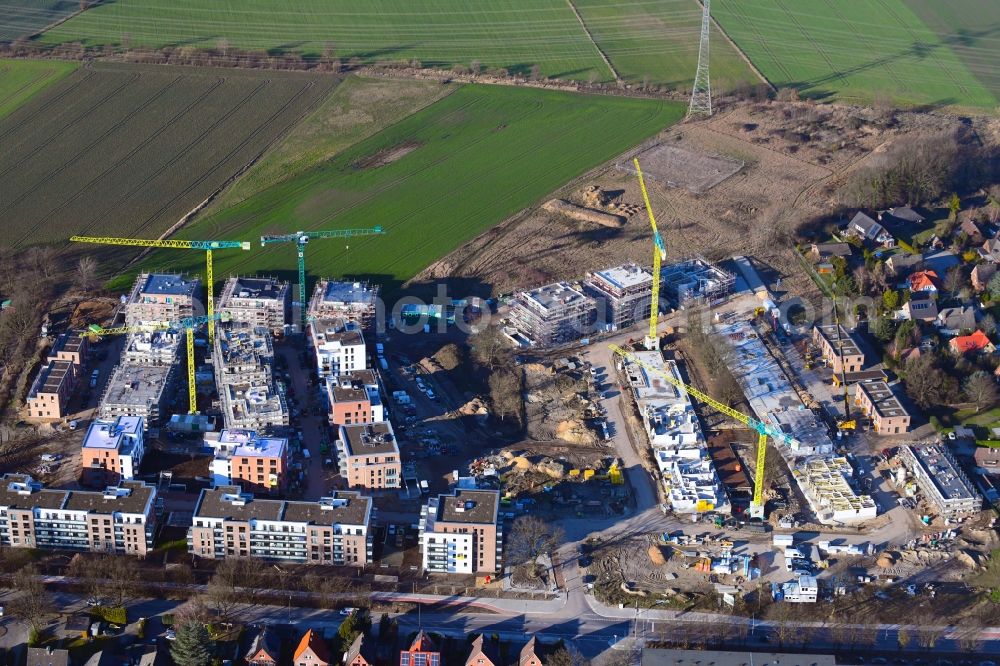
[714, 0, 997, 109]
[904, 0, 1000, 101]
[0, 1, 78, 41]
[0, 59, 77, 121]
[0, 62, 337, 248]
[38, 0, 754, 89]
[148, 84, 683, 292]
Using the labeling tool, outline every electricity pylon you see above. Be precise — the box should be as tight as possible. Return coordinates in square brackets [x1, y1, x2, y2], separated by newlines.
[688, 0, 712, 118]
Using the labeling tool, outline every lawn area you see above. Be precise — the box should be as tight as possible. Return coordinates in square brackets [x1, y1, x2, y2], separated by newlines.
[41, 0, 614, 82]
[0, 59, 78, 120]
[145, 84, 682, 292]
[212, 75, 455, 209]
[0, 1, 78, 41]
[713, 0, 997, 110]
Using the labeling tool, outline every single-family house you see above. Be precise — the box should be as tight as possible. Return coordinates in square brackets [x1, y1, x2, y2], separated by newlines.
[972, 263, 997, 292]
[343, 634, 377, 666]
[981, 238, 1000, 263]
[902, 292, 938, 321]
[960, 213, 985, 242]
[400, 632, 440, 666]
[908, 270, 940, 293]
[246, 626, 283, 666]
[810, 242, 852, 262]
[847, 212, 894, 247]
[465, 636, 500, 666]
[937, 306, 977, 336]
[294, 629, 332, 666]
[949, 329, 995, 355]
[975, 446, 1000, 472]
[519, 638, 555, 666]
[880, 206, 926, 226]
[888, 252, 923, 276]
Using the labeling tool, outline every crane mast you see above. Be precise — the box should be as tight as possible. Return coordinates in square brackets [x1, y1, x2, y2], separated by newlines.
[633, 159, 666, 350]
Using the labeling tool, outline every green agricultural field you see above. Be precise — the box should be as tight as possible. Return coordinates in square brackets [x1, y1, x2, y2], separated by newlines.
[574, 0, 756, 91]
[0, 59, 77, 120]
[714, 0, 997, 110]
[148, 85, 682, 292]
[0, 62, 337, 248]
[213, 76, 455, 209]
[39, 0, 754, 89]
[904, 0, 1000, 101]
[0, 1, 78, 41]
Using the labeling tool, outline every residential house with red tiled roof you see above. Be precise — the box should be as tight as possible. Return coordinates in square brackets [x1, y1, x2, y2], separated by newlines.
[949, 330, 995, 355]
[908, 270, 939, 293]
[294, 629, 332, 666]
[400, 632, 440, 666]
[464, 636, 499, 666]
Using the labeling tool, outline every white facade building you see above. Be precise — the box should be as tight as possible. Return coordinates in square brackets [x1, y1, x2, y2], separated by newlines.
[310, 320, 366, 379]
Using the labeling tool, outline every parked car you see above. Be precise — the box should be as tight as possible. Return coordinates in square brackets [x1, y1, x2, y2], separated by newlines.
[339, 607, 358, 616]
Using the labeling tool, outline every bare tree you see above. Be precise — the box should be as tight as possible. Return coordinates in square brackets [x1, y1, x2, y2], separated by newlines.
[506, 515, 564, 576]
[27, 247, 57, 280]
[206, 562, 243, 624]
[944, 265, 965, 298]
[77, 256, 99, 292]
[982, 313, 998, 336]
[7, 564, 54, 633]
[487, 369, 521, 422]
[470, 326, 511, 370]
[965, 371, 998, 412]
[529, 64, 541, 81]
[903, 355, 946, 409]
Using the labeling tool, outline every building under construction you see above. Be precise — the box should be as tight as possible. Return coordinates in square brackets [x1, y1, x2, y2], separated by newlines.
[98, 362, 177, 427]
[125, 273, 199, 328]
[508, 281, 597, 347]
[584, 263, 653, 330]
[213, 322, 287, 431]
[308, 280, 379, 332]
[660, 258, 735, 307]
[217, 276, 291, 337]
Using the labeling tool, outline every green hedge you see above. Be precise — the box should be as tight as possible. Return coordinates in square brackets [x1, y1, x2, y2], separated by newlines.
[91, 606, 127, 625]
[897, 240, 918, 255]
[978, 440, 1000, 448]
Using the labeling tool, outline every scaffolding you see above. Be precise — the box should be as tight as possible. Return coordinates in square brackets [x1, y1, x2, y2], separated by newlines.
[660, 258, 735, 307]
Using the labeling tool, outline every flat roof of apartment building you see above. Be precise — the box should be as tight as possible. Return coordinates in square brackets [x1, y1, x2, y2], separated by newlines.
[321, 280, 377, 306]
[814, 323, 863, 359]
[139, 273, 198, 297]
[211, 429, 286, 458]
[0, 475, 153, 514]
[590, 263, 652, 291]
[907, 445, 978, 502]
[313, 321, 364, 346]
[519, 281, 592, 313]
[195, 486, 370, 525]
[431, 489, 499, 525]
[29, 359, 73, 397]
[342, 422, 397, 456]
[857, 381, 909, 419]
[50, 332, 85, 356]
[224, 276, 288, 301]
[101, 363, 172, 408]
[83, 416, 143, 451]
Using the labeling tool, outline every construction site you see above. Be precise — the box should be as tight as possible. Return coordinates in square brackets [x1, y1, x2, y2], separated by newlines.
[213, 322, 288, 431]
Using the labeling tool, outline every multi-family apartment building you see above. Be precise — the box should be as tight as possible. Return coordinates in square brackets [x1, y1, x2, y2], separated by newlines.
[188, 486, 372, 565]
[25, 359, 78, 423]
[204, 429, 288, 494]
[310, 320, 365, 379]
[217, 276, 291, 337]
[98, 362, 177, 426]
[213, 322, 287, 430]
[121, 330, 183, 366]
[899, 445, 981, 519]
[326, 369, 383, 427]
[811, 324, 865, 374]
[508, 281, 597, 347]
[854, 381, 911, 434]
[338, 422, 400, 489]
[419, 488, 501, 574]
[80, 416, 145, 487]
[307, 280, 380, 332]
[125, 273, 199, 328]
[49, 331, 89, 366]
[0, 474, 156, 555]
[583, 263, 654, 330]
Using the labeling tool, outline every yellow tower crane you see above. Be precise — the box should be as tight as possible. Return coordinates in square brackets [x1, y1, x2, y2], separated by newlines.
[610, 344, 795, 520]
[88, 312, 227, 414]
[633, 158, 667, 350]
[69, 236, 251, 346]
